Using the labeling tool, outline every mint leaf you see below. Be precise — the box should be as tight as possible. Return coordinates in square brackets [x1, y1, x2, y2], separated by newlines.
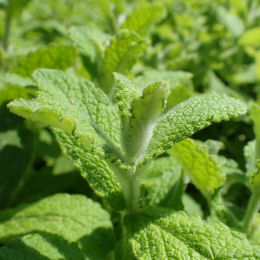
[11, 44, 77, 77]
[8, 69, 124, 210]
[169, 138, 225, 197]
[99, 30, 147, 94]
[0, 194, 114, 259]
[125, 208, 257, 259]
[0, 194, 113, 243]
[239, 27, 260, 48]
[0, 233, 85, 260]
[146, 91, 247, 160]
[121, 4, 165, 36]
[134, 70, 193, 112]
[140, 157, 181, 208]
[122, 81, 169, 163]
[68, 26, 110, 77]
[0, 74, 36, 105]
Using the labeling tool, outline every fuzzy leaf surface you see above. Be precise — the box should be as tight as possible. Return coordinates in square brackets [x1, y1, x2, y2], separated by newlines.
[134, 70, 193, 112]
[169, 139, 225, 196]
[146, 91, 247, 160]
[0, 194, 114, 259]
[11, 44, 76, 77]
[125, 208, 258, 259]
[122, 81, 169, 163]
[99, 30, 147, 94]
[140, 157, 182, 208]
[8, 69, 124, 210]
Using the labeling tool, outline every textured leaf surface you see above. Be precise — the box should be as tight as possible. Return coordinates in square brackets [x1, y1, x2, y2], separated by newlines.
[0, 194, 114, 259]
[121, 4, 165, 36]
[125, 208, 257, 259]
[140, 157, 181, 208]
[99, 30, 147, 94]
[169, 139, 225, 196]
[12, 44, 76, 77]
[0, 194, 112, 242]
[8, 69, 124, 210]
[146, 91, 247, 160]
[122, 81, 169, 163]
[134, 70, 193, 112]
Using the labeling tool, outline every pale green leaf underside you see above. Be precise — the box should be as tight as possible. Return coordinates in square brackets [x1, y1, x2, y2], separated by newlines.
[12, 44, 77, 77]
[121, 4, 165, 36]
[8, 69, 124, 210]
[140, 157, 182, 208]
[134, 70, 193, 111]
[146, 91, 247, 160]
[125, 208, 257, 259]
[122, 81, 169, 163]
[169, 139, 225, 196]
[0, 194, 112, 243]
[99, 30, 147, 94]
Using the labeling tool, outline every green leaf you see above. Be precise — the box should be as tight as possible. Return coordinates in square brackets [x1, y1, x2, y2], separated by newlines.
[244, 140, 257, 174]
[125, 208, 257, 259]
[121, 4, 165, 36]
[68, 26, 110, 77]
[11, 44, 77, 77]
[140, 157, 181, 208]
[134, 70, 193, 112]
[8, 69, 124, 210]
[0, 233, 85, 260]
[252, 104, 260, 159]
[216, 6, 245, 37]
[0, 194, 114, 260]
[99, 30, 147, 94]
[122, 81, 169, 163]
[0, 74, 36, 105]
[146, 91, 247, 160]
[239, 27, 260, 48]
[169, 139, 225, 197]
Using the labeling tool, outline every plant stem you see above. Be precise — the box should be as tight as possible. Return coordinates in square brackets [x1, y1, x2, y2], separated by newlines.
[243, 191, 260, 236]
[3, 9, 12, 51]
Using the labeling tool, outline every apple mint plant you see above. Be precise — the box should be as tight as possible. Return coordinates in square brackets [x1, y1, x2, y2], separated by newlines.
[1, 0, 260, 259]
[1, 66, 257, 259]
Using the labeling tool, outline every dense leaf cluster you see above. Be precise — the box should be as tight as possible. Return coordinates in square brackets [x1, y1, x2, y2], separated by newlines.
[0, 0, 260, 259]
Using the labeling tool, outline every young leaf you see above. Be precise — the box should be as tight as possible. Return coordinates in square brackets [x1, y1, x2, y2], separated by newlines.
[8, 69, 124, 210]
[11, 44, 77, 77]
[99, 30, 147, 94]
[0, 194, 114, 259]
[169, 138, 225, 197]
[125, 208, 258, 259]
[140, 157, 182, 208]
[134, 70, 193, 112]
[120, 4, 165, 36]
[146, 91, 247, 160]
[122, 81, 169, 163]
